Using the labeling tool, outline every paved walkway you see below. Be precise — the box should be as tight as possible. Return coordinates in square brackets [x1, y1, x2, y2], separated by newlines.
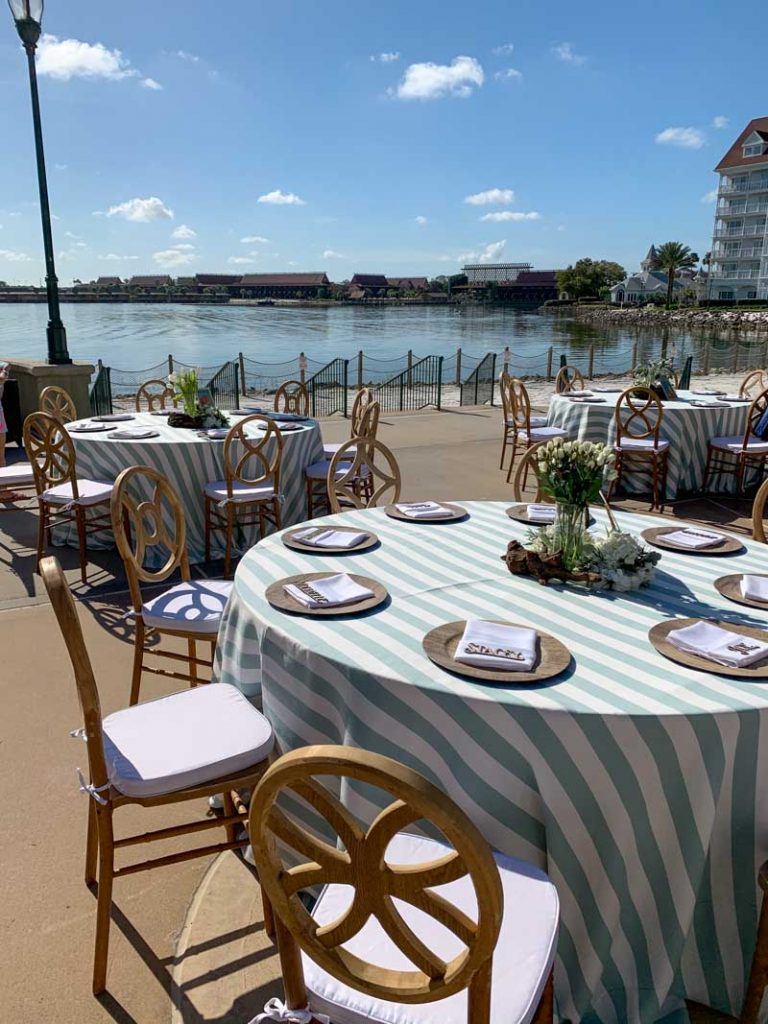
[0, 405, 750, 1023]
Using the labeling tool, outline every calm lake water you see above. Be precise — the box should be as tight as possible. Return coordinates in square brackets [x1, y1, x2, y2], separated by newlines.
[0, 302, 756, 377]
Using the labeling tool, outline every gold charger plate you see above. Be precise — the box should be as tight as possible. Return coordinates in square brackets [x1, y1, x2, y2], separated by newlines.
[649, 618, 768, 678]
[265, 572, 387, 617]
[714, 574, 768, 610]
[422, 619, 572, 684]
[282, 527, 379, 555]
[641, 527, 744, 556]
[385, 502, 467, 523]
[505, 504, 595, 527]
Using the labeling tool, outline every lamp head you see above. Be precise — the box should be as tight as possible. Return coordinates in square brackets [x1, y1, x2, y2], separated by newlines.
[7, 0, 43, 47]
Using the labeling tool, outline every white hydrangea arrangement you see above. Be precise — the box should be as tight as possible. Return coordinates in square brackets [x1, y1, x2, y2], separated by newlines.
[586, 529, 661, 591]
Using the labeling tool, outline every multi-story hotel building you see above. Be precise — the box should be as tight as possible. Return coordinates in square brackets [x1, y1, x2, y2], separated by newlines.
[710, 117, 768, 301]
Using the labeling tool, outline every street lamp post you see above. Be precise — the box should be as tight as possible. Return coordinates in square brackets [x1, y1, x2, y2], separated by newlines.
[7, 0, 70, 364]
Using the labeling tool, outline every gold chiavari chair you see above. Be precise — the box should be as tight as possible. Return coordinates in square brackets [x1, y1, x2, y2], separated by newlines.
[40, 384, 77, 424]
[499, 372, 547, 471]
[23, 411, 115, 584]
[306, 400, 380, 517]
[554, 365, 586, 394]
[323, 385, 374, 460]
[40, 556, 275, 996]
[135, 377, 176, 412]
[274, 379, 309, 416]
[203, 414, 283, 576]
[505, 377, 569, 484]
[248, 745, 559, 1024]
[752, 477, 768, 543]
[607, 387, 670, 510]
[327, 435, 400, 512]
[111, 465, 233, 705]
[703, 386, 768, 494]
[740, 369, 767, 400]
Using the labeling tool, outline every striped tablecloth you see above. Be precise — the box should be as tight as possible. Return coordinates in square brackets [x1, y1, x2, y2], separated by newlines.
[64, 411, 323, 565]
[215, 500, 768, 1024]
[547, 390, 751, 499]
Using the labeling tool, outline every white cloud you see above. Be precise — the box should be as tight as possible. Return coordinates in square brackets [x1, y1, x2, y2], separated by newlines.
[153, 248, 195, 268]
[141, 78, 162, 91]
[54, 163, 68, 171]
[0, 249, 32, 262]
[655, 126, 706, 150]
[458, 240, 506, 264]
[701, 189, 719, 204]
[371, 52, 400, 63]
[480, 211, 541, 221]
[552, 42, 586, 66]
[37, 34, 139, 82]
[98, 253, 139, 261]
[172, 224, 196, 240]
[64, 230, 81, 240]
[170, 243, 195, 251]
[240, 235, 270, 243]
[106, 196, 174, 222]
[175, 50, 200, 63]
[494, 68, 523, 82]
[322, 249, 345, 259]
[492, 43, 515, 56]
[257, 190, 306, 206]
[227, 256, 257, 265]
[464, 188, 515, 206]
[394, 55, 484, 101]
[712, 115, 729, 129]
[415, 216, 428, 225]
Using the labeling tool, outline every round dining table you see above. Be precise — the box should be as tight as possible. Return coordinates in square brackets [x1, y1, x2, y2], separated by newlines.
[215, 499, 768, 1024]
[547, 389, 753, 499]
[63, 410, 323, 566]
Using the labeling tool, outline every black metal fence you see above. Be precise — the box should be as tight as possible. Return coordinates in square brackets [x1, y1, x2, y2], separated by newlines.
[307, 357, 349, 418]
[374, 355, 443, 412]
[89, 365, 113, 416]
[207, 360, 240, 410]
[460, 352, 497, 407]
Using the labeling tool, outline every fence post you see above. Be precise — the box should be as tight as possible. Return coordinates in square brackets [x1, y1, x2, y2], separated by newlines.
[703, 340, 711, 375]
[732, 342, 739, 372]
[503, 346, 510, 375]
[407, 349, 413, 389]
[437, 357, 443, 411]
[546, 347, 553, 381]
[399, 367, 404, 411]
[343, 359, 349, 418]
[588, 344, 595, 379]
[631, 341, 638, 372]
[357, 350, 363, 389]
[238, 352, 247, 396]
[455, 347, 462, 386]
[299, 352, 308, 385]
[97, 358, 103, 372]
[168, 354, 174, 374]
[490, 354, 497, 406]
[764, 337, 768, 368]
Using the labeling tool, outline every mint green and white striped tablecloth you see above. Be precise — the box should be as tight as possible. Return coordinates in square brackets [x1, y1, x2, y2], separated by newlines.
[64, 412, 323, 565]
[547, 390, 752, 499]
[215, 500, 768, 1023]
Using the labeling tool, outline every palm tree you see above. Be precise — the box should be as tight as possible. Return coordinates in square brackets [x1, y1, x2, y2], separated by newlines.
[651, 242, 699, 308]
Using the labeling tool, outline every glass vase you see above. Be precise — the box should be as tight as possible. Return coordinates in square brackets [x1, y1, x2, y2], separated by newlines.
[555, 502, 588, 572]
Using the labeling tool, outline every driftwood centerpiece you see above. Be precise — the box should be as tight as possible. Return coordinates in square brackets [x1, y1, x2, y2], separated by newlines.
[501, 540, 603, 587]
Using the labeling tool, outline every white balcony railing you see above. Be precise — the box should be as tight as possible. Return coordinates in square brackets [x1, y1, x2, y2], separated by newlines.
[719, 178, 768, 195]
[712, 247, 765, 258]
[714, 224, 768, 238]
[715, 269, 761, 280]
[717, 200, 768, 215]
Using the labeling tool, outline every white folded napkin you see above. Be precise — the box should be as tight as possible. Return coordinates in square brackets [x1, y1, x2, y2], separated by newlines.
[109, 427, 158, 440]
[666, 620, 768, 668]
[284, 573, 374, 608]
[741, 575, 768, 602]
[455, 620, 538, 672]
[526, 504, 557, 523]
[396, 501, 452, 519]
[292, 527, 369, 549]
[206, 428, 230, 439]
[662, 529, 724, 549]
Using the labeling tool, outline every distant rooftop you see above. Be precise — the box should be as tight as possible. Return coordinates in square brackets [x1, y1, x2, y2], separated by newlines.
[238, 273, 329, 286]
[715, 117, 768, 171]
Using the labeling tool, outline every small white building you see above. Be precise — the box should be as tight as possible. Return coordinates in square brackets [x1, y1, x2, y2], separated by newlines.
[610, 248, 686, 304]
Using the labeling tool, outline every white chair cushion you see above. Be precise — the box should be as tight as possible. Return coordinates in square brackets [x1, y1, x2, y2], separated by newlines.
[141, 579, 232, 634]
[520, 426, 569, 442]
[710, 435, 768, 453]
[506, 416, 547, 429]
[306, 461, 368, 481]
[615, 438, 670, 451]
[0, 463, 35, 487]
[41, 478, 113, 506]
[304, 832, 559, 1024]
[204, 479, 277, 503]
[102, 683, 274, 798]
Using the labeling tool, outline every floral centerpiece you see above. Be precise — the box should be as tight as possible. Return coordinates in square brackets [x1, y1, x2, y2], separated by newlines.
[167, 369, 230, 430]
[585, 529, 660, 591]
[633, 357, 675, 394]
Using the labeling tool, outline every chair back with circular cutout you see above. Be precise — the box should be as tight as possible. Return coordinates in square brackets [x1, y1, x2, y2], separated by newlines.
[554, 366, 586, 394]
[350, 386, 374, 436]
[615, 387, 664, 447]
[499, 370, 514, 422]
[752, 477, 768, 544]
[740, 369, 766, 400]
[275, 380, 309, 416]
[40, 385, 77, 424]
[508, 377, 534, 434]
[743, 386, 768, 450]
[111, 466, 190, 611]
[327, 435, 400, 512]
[135, 378, 176, 412]
[249, 745, 503, 1015]
[511, 440, 546, 502]
[23, 411, 79, 499]
[223, 414, 283, 498]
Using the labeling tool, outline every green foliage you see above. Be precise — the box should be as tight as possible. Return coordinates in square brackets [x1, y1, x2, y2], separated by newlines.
[556, 258, 626, 299]
[650, 241, 699, 308]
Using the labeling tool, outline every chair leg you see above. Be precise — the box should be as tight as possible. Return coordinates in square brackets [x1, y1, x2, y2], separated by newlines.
[75, 505, 88, 585]
[273, 497, 282, 531]
[35, 503, 47, 572]
[703, 445, 714, 491]
[85, 796, 98, 887]
[204, 496, 213, 563]
[742, 888, 768, 1024]
[222, 789, 238, 845]
[467, 960, 493, 1023]
[92, 807, 115, 996]
[531, 970, 555, 1023]
[505, 438, 518, 483]
[129, 622, 145, 706]
[224, 505, 234, 578]
[188, 638, 198, 688]
[262, 884, 276, 941]
[500, 431, 508, 471]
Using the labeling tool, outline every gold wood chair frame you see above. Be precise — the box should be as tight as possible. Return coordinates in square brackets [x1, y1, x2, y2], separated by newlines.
[504, 377, 564, 486]
[511, 440, 547, 502]
[249, 746, 555, 1024]
[275, 379, 310, 416]
[607, 387, 669, 510]
[752, 477, 768, 543]
[308, 400, 381, 517]
[24, 411, 114, 584]
[554, 365, 586, 394]
[204, 414, 283, 575]
[703, 385, 768, 494]
[40, 384, 78, 424]
[326, 434, 400, 512]
[498, 371, 517, 471]
[740, 369, 767, 400]
[135, 378, 176, 412]
[112, 465, 215, 705]
[41, 556, 274, 996]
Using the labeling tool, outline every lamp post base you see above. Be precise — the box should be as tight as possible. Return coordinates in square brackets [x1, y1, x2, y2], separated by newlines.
[47, 321, 71, 365]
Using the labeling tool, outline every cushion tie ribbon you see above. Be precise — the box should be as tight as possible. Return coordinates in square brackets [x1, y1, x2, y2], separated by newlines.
[249, 997, 328, 1023]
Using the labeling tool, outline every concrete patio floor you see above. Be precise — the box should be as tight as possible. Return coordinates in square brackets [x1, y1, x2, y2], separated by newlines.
[0, 404, 750, 1023]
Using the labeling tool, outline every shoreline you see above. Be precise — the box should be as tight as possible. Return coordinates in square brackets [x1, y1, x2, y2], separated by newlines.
[558, 303, 768, 333]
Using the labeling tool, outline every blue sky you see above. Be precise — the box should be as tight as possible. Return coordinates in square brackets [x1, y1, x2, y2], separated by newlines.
[0, 0, 764, 283]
